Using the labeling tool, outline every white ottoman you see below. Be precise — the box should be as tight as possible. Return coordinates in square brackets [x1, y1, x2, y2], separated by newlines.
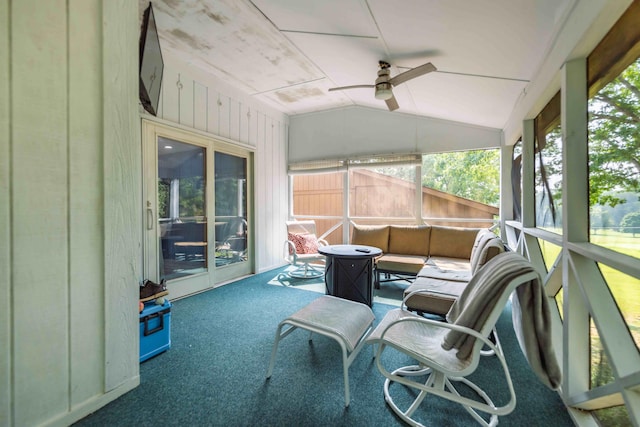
[266, 295, 375, 407]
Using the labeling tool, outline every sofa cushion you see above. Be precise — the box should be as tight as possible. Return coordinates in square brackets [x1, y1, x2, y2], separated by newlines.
[403, 276, 467, 315]
[417, 257, 472, 282]
[351, 224, 389, 252]
[388, 225, 431, 257]
[429, 226, 481, 259]
[472, 238, 505, 273]
[377, 254, 427, 275]
[469, 230, 496, 269]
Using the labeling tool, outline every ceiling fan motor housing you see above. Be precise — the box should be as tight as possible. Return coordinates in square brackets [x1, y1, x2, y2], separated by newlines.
[375, 67, 393, 100]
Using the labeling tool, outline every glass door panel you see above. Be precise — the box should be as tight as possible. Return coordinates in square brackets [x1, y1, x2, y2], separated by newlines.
[158, 137, 207, 280]
[214, 151, 248, 269]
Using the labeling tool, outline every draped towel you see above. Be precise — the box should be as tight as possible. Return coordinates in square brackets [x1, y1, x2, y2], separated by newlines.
[441, 251, 562, 389]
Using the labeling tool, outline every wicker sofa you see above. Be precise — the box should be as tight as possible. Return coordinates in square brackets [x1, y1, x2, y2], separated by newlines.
[350, 224, 505, 315]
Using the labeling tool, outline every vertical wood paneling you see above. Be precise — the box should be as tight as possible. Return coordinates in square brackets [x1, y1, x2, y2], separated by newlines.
[255, 112, 267, 268]
[12, 1, 69, 425]
[207, 89, 220, 135]
[218, 95, 230, 138]
[0, 0, 11, 425]
[239, 103, 250, 144]
[276, 123, 288, 264]
[161, 66, 179, 123]
[178, 73, 194, 127]
[103, 0, 140, 391]
[264, 118, 275, 266]
[248, 107, 258, 147]
[193, 81, 207, 132]
[229, 98, 240, 141]
[69, 0, 104, 405]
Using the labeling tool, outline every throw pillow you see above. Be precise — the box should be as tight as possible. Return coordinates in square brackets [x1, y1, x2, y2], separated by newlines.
[288, 232, 319, 254]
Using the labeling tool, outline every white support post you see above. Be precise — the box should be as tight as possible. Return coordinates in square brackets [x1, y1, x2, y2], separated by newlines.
[561, 58, 590, 398]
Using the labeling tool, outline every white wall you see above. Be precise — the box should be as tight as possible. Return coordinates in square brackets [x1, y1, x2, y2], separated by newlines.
[1, 3, 290, 427]
[289, 106, 502, 163]
[1, 1, 140, 426]
[153, 53, 290, 272]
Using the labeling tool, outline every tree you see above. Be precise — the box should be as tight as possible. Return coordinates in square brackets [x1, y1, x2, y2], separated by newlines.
[588, 58, 640, 207]
[422, 149, 500, 206]
[619, 211, 640, 236]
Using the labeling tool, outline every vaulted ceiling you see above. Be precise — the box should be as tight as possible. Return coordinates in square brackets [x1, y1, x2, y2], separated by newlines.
[142, 0, 573, 129]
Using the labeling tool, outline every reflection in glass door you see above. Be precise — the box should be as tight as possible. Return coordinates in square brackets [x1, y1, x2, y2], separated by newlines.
[214, 151, 248, 269]
[158, 137, 207, 280]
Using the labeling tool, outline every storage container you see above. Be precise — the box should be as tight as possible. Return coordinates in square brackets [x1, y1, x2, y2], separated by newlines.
[139, 300, 171, 362]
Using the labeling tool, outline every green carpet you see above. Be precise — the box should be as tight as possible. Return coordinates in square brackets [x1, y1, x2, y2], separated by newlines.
[74, 266, 573, 426]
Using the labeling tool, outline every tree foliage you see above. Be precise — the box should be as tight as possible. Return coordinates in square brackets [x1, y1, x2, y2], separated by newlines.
[620, 211, 640, 236]
[588, 58, 640, 207]
[422, 149, 500, 206]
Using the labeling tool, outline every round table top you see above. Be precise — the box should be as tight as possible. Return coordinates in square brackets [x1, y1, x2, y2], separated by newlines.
[317, 244, 382, 257]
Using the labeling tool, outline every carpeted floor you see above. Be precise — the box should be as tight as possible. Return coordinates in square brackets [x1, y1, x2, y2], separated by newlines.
[74, 266, 573, 427]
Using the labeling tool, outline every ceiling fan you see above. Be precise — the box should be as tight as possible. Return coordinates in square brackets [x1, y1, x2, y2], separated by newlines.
[328, 60, 437, 111]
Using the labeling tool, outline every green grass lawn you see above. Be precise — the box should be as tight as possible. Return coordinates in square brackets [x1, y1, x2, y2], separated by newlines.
[539, 230, 639, 346]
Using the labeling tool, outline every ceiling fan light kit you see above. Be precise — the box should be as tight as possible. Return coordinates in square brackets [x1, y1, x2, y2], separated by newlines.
[329, 60, 436, 110]
[375, 82, 393, 100]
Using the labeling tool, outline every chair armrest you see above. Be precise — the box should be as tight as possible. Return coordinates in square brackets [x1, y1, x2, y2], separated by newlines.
[284, 240, 298, 261]
[318, 238, 329, 246]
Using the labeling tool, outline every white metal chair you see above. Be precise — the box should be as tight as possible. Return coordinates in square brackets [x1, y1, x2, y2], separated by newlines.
[366, 252, 546, 426]
[283, 220, 327, 279]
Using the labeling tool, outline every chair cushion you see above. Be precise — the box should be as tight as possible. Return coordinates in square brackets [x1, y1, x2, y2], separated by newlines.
[377, 254, 427, 275]
[403, 277, 468, 315]
[351, 224, 389, 252]
[388, 225, 431, 257]
[288, 232, 319, 254]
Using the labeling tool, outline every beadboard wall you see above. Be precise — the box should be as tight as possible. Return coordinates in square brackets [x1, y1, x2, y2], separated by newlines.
[1, 3, 288, 427]
[1, 1, 140, 426]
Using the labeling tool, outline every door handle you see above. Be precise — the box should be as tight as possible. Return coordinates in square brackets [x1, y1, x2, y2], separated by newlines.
[147, 207, 153, 230]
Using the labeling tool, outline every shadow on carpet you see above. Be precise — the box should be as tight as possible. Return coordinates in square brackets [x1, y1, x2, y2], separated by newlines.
[268, 265, 407, 307]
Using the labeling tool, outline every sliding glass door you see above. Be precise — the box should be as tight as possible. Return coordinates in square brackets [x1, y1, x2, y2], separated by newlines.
[143, 120, 252, 298]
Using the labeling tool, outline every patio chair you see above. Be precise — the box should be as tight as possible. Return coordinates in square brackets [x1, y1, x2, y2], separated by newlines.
[284, 220, 328, 279]
[366, 252, 561, 426]
[215, 217, 248, 263]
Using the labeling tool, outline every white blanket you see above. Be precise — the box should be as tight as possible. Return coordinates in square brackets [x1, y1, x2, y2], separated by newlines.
[441, 251, 562, 389]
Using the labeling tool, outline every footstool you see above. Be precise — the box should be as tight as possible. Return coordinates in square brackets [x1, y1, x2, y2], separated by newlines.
[266, 295, 375, 407]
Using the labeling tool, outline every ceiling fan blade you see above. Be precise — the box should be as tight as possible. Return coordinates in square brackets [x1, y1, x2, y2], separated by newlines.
[385, 95, 399, 111]
[328, 84, 375, 92]
[389, 62, 436, 86]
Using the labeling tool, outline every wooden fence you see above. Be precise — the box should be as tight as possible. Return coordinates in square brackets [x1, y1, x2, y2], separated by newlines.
[293, 169, 498, 244]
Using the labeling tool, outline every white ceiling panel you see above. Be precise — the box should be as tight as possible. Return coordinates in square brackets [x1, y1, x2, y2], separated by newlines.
[143, 0, 574, 129]
[250, 0, 379, 37]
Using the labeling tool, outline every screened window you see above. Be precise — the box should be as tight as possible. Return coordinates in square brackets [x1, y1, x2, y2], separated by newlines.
[588, 58, 640, 257]
[349, 166, 416, 218]
[534, 94, 563, 233]
[511, 140, 523, 222]
[421, 149, 499, 227]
